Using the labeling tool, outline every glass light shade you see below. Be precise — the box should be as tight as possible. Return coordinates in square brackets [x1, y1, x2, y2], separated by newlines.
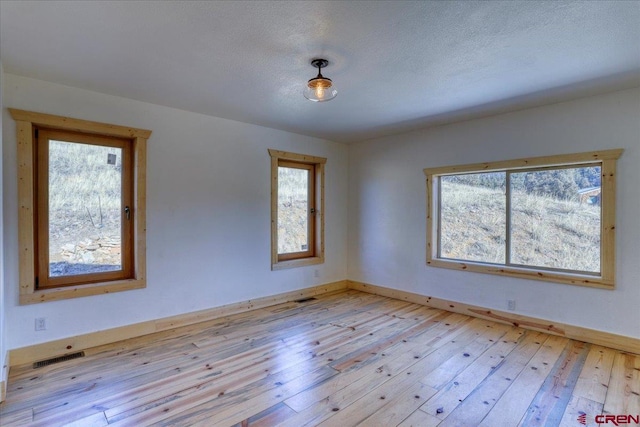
[303, 77, 337, 102]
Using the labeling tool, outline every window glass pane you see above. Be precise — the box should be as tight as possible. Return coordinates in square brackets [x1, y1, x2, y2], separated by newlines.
[440, 172, 506, 263]
[510, 166, 601, 273]
[277, 166, 309, 254]
[48, 140, 122, 277]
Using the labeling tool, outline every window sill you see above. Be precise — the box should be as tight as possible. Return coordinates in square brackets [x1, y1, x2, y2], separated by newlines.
[427, 258, 614, 290]
[272, 256, 324, 271]
[19, 278, 146, 305]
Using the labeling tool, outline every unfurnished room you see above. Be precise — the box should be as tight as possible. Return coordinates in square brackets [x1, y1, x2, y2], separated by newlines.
[0, 1, 639, 426]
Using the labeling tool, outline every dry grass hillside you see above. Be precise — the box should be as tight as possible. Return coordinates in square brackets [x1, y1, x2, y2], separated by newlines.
[440, 182, 601, 273]
[48, 140, 123, 276]
[277, 167, 310, 254]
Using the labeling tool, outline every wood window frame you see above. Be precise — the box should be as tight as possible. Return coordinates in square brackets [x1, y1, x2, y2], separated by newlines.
[424, 149, 623, 289]
[36, 129, 134, 289]
[269, 149, 326, 271]
[276, 160, 316, 262]
[9, 109, 151, 304]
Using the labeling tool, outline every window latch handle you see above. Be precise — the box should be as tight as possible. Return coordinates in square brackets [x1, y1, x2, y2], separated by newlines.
[125, 206, 131, 220]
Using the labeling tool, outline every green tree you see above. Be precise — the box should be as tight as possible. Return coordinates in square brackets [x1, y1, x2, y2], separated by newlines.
[522, 169, 578, 200]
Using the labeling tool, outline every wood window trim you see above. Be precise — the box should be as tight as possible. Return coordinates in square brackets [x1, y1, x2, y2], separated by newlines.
[424, 149, 623, 289]
[9, 108, 151, 304]
[268, 149, 326, 271]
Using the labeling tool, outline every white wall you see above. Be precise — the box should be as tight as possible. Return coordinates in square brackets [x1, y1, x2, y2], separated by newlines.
[2, 74, 348, 350]
[348, 88, 640, 339]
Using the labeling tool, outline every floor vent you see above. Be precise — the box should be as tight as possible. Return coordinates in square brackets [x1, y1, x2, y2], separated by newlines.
[294, 297, 317, 303]
[33, 351, 85, 369]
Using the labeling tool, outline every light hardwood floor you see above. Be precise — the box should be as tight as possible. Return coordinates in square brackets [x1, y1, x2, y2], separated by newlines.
[1, 290, 638, 426]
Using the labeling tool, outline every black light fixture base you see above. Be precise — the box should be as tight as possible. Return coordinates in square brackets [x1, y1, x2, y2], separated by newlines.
[311, 58, 329, 69]
[304, 57, 337, 102]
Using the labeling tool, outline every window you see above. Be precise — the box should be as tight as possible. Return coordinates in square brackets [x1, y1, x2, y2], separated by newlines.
[269, 149, 325, 270]
[10, 109, 150, 304]
[424, 150, 622, 289]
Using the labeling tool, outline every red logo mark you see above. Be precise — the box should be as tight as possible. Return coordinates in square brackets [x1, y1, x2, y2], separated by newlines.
[594, 414, 640, 425]
[578, 413, 588, 425]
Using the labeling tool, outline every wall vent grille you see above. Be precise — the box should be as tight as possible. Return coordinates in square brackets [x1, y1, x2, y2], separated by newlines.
[33, 351, 85, 369]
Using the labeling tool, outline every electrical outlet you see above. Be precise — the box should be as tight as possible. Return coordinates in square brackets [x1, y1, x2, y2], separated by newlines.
[507, 300, 516, 311]
[314, 269, 320, 278]
[35, 317, 46, 331]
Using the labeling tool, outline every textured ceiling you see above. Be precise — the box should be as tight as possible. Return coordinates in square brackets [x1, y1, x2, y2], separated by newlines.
[1, 1, 639, 143]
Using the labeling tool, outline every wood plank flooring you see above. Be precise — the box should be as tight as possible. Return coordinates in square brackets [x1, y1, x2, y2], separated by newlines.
[1, 290, 638, 426]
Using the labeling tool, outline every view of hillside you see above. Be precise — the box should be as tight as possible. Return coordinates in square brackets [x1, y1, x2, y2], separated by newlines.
[277, 166, 310, 254]
[440, 166, 601, 273]
[48, 140, 123, 276]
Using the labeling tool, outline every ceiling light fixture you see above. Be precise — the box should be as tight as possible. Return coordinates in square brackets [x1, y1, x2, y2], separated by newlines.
[304, 58, 337, 102]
